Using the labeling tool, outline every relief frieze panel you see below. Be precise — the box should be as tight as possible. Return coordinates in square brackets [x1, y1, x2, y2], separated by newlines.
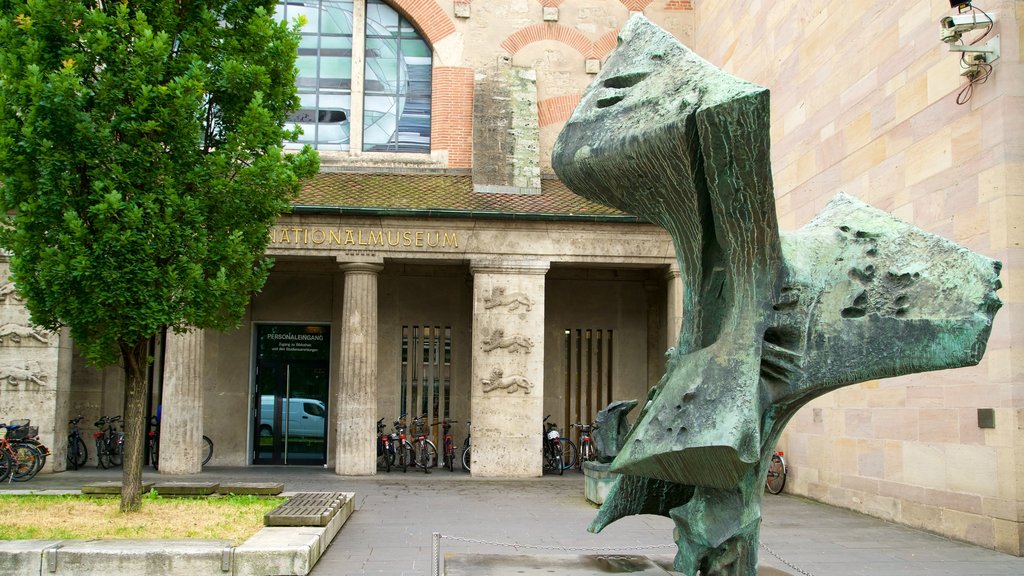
[481, 367, 534, 394]
[481, 329, 534, 353]
[0, 323, 50, 345]
[482, 287, 534, 312]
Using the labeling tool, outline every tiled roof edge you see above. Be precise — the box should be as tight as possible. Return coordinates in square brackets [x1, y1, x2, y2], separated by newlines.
[290, 205, 646, 223]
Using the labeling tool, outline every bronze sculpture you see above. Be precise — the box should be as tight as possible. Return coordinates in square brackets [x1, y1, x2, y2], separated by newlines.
[552, 14, 1002, 575]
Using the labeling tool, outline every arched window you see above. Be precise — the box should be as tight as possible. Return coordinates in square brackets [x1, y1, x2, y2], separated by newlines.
[275, 0, 432, 153]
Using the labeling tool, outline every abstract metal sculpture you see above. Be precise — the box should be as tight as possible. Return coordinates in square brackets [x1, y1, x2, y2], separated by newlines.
[552, 14, 1002, 576]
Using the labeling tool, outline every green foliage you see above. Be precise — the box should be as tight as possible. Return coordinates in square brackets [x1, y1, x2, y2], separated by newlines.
[0, 0, 318, 366]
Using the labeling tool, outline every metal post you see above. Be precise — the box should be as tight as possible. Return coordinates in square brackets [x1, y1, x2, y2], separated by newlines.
[432, 532, 441, 576]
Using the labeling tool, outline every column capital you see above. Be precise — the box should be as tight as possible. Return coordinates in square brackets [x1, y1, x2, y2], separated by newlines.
[338, 261, 384, 275]
[470, 259, 550, 276]
[665, 262, 681, 281]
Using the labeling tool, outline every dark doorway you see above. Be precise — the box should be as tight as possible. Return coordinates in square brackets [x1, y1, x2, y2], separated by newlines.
[253, 324, 330, 465]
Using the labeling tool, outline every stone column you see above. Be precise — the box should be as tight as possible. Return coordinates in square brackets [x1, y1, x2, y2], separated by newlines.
[158, 329, 205, 474]
[666, 263, 683, 349]
[470, 260, 548, 477]
[335, 261, 383, 475]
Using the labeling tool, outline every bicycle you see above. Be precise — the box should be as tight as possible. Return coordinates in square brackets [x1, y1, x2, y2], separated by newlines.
[542, 415, 564, 475]
[0, 420, 45, 482]
[461, 420, 471, 472]
[434, 419, 459, 472]
[93, 416, 124, 469]
[147, 416, 213, 470]
[573, 422, 598, 469]
[560, 435, 577, 471]
[7, 419, 50, 475]
[393, 417, 411, 473]
[67, 416, 88, 470]
[376, 417, 394, 472]
[410, 415, 437, 474]
[765, 450, 787, 494]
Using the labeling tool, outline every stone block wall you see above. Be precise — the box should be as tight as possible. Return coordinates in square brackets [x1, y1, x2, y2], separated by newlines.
[695, 0, 1022, 555]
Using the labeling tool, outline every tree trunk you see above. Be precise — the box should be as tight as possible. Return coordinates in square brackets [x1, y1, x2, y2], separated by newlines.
[119, 338, 150, 513]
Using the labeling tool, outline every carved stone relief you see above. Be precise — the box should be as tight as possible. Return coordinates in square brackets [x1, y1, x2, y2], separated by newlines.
[481, 366, 533, 393]
[0, 361, 47, 387]
[0, 323, 50, 345]
[481, 329, 535, 353]
[482, 286, 534, 312]
[0, 281, 22, 304]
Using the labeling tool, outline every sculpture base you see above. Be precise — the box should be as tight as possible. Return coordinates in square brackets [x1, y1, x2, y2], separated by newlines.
[582, 461, 618, 505]
[443, 553, 793, 575]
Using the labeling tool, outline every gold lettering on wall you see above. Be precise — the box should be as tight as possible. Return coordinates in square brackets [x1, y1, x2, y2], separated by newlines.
[269, 227, 460, 250]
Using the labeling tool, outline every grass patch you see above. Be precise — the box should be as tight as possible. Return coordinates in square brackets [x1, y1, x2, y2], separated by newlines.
[0, 492, 285, 545]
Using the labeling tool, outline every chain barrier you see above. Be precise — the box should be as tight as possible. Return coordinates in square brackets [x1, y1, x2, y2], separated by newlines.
[758, 541, 815, 576]
[431, 532, 677, 576]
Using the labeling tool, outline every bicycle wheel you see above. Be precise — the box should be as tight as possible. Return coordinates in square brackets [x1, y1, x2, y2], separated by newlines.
[445, 439, 454, 472]
[580, 440, 595, 465]
[96, 439, 111, 469]
[414, 440, 437, 471]
[109, 433, 124, 467]
[149, 435, 159, 469]
[202, 436, 213, 466]
[0, 448, 12, 481]
[399, 441, 412, 473]
[766, 453, 787, 494]
[69, 436, 88, 470]
[461, 445, 471, 472]
[560, 438, 577, 470]
[12, 443, 43, 481]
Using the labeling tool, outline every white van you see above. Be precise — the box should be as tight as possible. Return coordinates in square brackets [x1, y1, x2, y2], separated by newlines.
[259, 396, 326, 439]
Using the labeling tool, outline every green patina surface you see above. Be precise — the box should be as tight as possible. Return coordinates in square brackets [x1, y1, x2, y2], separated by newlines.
[552, 14, 1002, 576]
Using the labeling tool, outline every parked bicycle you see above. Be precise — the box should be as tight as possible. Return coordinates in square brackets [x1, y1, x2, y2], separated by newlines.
[0, 420, 46, 482]
[392, 417, 411, 473]
[765, 450, 787, 494]
[93, 416, 124, 469]
[67, 416, 88, 470]
[410, 415, 437, 473]
[542, 415, 564, 475]
[461, 420, 472, 471]
[146, 415, 213, 470]
[434, 419, 459, 472]
[376, 417, 395, 472]
[573, 422, 598, 469]
[9, 419, 50, 474]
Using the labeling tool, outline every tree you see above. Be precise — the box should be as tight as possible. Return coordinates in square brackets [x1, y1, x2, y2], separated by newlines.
[0, 0, 318, 511]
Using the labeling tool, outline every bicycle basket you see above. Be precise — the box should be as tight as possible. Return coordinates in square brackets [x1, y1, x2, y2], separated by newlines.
[9, 425, 37, 440]
[9, 419, 29, 428]
[411, 421, 430, 437]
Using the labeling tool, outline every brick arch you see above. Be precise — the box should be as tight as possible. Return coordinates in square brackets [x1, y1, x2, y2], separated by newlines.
[620, 0, 654, 10]
[539, 0, 565, 6]
[501, 23, 598, 59]
[538, 93, 582, 128]
[389, 0, 457, 45]
[593, 30, 620, 59]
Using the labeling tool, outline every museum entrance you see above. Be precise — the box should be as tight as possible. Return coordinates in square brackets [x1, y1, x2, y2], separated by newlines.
[253, 324, 330, 465]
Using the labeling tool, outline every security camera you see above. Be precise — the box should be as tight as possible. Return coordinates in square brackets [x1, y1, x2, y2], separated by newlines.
[940, 13, 994, 43]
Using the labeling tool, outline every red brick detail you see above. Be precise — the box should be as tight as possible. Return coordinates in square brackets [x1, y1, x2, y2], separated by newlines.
[663, 0, 694, 10]
[539, 0, 564, 6]
[593, 30, 619, 59]
[538, 94, 582, 128]
[391, 0, 457, 44]
[501, 23, 597, 58]
[431, 67, 474, 168]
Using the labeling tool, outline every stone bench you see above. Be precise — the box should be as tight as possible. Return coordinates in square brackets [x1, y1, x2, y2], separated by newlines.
[265, 492, 352, 527]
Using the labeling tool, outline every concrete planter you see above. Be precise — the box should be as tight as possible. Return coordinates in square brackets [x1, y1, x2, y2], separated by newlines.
[583, 461, 618, 505]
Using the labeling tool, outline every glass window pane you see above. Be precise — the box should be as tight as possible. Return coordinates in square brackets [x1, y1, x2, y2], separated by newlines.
[363, 0, 431, 153]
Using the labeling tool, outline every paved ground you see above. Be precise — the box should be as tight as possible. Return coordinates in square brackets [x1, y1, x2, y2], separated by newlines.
[5, 466, 1023, 576]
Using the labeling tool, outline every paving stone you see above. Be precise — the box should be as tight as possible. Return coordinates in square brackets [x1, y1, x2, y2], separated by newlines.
[217, 481, 284, 496]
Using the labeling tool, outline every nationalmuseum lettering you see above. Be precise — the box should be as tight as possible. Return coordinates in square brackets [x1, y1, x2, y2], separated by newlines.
[269, 227, 459, 249]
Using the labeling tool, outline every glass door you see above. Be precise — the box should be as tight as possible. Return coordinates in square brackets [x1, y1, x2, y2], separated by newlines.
[253, 325, 330, 465]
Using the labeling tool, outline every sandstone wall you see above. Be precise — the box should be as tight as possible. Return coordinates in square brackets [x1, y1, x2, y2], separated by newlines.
[694, 0, 1023, 555]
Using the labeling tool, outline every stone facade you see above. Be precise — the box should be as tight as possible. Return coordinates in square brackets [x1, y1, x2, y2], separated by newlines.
[7, 0, 1018, 559]
[695, 0, 1022, 556]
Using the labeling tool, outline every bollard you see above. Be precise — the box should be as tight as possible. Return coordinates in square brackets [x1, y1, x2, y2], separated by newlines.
[432, 532, 441, 576]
